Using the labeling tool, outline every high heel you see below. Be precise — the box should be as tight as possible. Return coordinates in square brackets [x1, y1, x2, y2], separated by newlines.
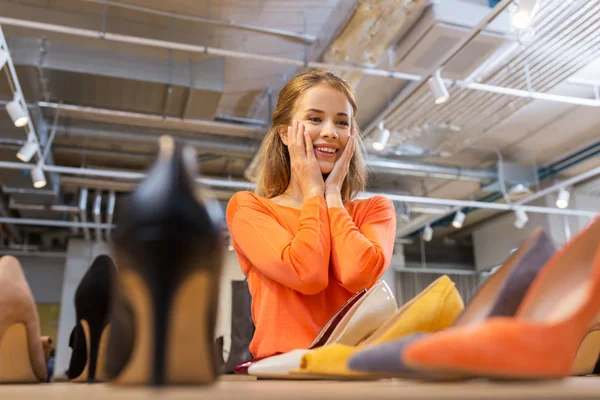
[234, 287, 369, 376]
[0, 256, 47, 383]
[348, 228, 555, 377]
[107, 135, 225, 386]
[67, 254, 116, 383]
[572, 316, 600, 376]
[403, 216, 600, 379]
[242, 282, 396, 379]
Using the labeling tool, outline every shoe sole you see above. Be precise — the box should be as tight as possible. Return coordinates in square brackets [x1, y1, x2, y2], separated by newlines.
[69, 321, 111, 383]
[0, 323, 39, 383]
[111, 269, 215, 385]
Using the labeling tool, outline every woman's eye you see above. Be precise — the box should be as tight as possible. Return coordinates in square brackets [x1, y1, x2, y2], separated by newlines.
[308, 117, 321, 123]
[337, 121, 349, 126]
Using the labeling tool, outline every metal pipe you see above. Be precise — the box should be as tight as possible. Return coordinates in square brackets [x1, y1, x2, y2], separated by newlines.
[0, 186, 56, 196]
[516, 165, 600, 206]
[54, 123, 497, 182]
[70, 215, 80, 235]
[92, 191, 102, 242]
[8, 198, 80, 213]
[106, 190, 115, 241]
[53, 124, 257, 157]
[1, 17, 598, 108]
[37, 102, 261, 137]
[81, 0, 316, 44]
[60, 177, 137, 192]
[358, 191, 597, 218]
[42, 106, 60, 162]
[367, 157, 497, 182]
[214, 114, 268, 126]
[394, 163, 600, 238]
[0, 161, 255, 190]
[19, 120, 496, 182]
[78, 188, 90, 241]
[0, 217, 114, 229]
[0, 25, 45, 166]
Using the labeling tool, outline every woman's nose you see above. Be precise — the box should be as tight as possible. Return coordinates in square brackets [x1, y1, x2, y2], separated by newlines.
[320, 122, 339, 139]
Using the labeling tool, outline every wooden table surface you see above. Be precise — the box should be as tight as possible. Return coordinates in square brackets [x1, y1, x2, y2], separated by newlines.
[1, 376, 599, 399]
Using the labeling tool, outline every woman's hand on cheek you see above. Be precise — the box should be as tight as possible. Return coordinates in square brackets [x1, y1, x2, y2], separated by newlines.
[288, 121, 325, 200]
[324, 126, 355, 198]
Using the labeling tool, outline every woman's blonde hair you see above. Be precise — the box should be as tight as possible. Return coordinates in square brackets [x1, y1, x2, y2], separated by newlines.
[253, 70, 367, 202]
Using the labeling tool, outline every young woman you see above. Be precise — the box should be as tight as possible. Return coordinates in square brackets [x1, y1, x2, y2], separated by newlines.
[226, 70, 397, 358]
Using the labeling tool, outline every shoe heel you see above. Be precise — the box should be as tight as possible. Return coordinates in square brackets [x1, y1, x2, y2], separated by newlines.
[0, 323, 38, 383]
[114, 233, 218, 386]
[85, 320, 102, 383]
[68, 255, 115, 383]
[572, 322, 600, 376]
[109, 136, 223, 386]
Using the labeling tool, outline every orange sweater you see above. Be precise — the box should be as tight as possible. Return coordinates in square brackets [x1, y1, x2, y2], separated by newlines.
[226, 192, 396, 358]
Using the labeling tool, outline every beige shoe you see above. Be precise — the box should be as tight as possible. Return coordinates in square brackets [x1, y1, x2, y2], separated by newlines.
[0, 256, 47, 383]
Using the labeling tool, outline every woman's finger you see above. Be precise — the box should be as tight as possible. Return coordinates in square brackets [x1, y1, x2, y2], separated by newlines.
[305, 128, 316, 161]
[298, 122, 307, 157]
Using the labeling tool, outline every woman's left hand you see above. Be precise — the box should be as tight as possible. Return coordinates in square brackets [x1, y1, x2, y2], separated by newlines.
[325, 126, 356, 197]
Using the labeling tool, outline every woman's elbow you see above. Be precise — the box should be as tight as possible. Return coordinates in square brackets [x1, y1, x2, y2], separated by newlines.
[295, 271, 329, 295]
[340, 257, 389, 292]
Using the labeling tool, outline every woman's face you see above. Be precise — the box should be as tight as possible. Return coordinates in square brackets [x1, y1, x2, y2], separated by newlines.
[285, 84, 353, 174]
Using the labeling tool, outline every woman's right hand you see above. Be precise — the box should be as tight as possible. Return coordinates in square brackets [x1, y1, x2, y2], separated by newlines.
[288, 121, 325, 200]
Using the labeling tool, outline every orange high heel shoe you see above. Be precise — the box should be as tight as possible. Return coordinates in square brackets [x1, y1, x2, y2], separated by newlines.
[0, 256, 47, 383]
[403, 216, 600, 380]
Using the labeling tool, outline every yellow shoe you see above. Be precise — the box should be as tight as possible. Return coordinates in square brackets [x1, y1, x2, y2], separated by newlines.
[290, 275, 464, 379]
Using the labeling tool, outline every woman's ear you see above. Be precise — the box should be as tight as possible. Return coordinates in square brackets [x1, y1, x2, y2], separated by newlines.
[278, 126, 289, 146]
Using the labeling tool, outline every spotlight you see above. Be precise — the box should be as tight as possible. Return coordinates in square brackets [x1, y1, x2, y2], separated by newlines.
[16, 140, 38, 163]
[372, 121, 390, 151]
[427, 69, 450, 105]
[6, 96, 29, 128]
[512, 0, 539, 30]
[452, 210, 466, 229]
[0, 47, 8, 70]
[556, 188, 570, 209]
[422, 224, 433, 242]
[31, 164, 46, 189]
[514, 209, 529, 229]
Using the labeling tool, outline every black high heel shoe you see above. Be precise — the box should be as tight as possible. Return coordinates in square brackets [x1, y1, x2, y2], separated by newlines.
[67, 254, 116, 383]
[106, 135, 225, 386]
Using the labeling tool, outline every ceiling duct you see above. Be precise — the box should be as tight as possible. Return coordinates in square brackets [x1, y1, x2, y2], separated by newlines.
[392, 0, 515, 80]
[322, 0, 429, 87]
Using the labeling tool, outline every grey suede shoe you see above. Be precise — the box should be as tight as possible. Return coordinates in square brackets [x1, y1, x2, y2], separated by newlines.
[348, 228, 556, 376]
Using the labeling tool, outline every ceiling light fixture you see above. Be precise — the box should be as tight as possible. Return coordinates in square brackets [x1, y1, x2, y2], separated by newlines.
[556, 187, 570, 209]
[372, 121, 390, 151]
[6, 95, 29, 128]
[16, 139, 38, 163]
[427, 69, 450, 105]
[512, 0, 539, 30]
[31, 164, 47, 189]
[422, 224, 433, 242]
[514, 209, 529, 229]
[452, 210, 466, 229]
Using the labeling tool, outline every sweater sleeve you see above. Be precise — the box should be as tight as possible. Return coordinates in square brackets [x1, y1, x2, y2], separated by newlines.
[328, 196, 396, 293]
[228, 194, 330, 295]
